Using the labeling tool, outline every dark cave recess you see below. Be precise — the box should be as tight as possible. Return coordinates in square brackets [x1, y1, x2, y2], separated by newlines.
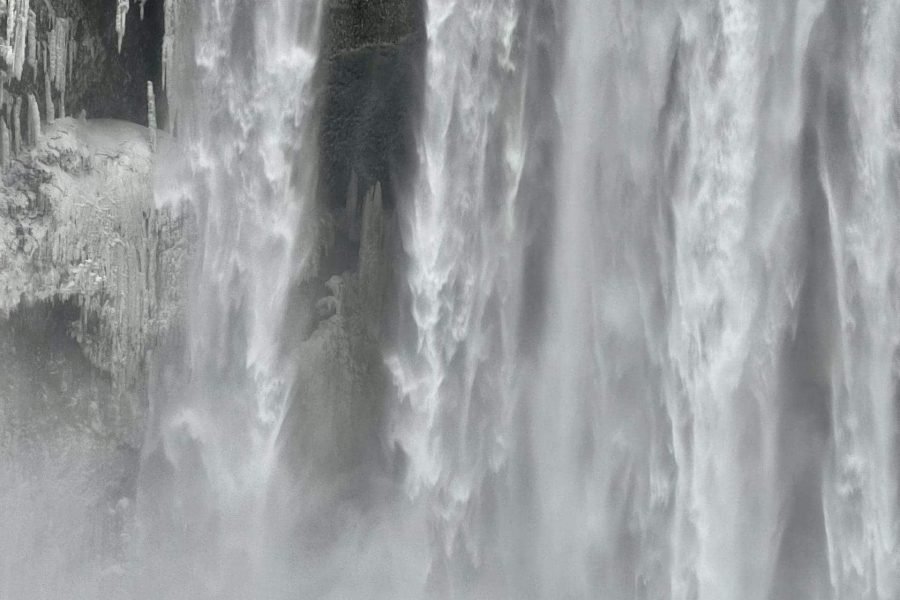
[0, 0, 165, 127]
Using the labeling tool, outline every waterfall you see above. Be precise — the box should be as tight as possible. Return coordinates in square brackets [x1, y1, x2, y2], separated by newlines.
[535, 1, 900, 597]
[388, 0, 531, 578]
[1, 0, 899, 597]
[139, 1, 325, 597]
[392, 0, 900, 597]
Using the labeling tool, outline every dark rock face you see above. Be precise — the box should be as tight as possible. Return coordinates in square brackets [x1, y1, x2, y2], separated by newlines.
[77, 0, 167, 124]
[319, 0, 425, 213]
[273, 0, 426, 496]
[324, 0, 422, 55]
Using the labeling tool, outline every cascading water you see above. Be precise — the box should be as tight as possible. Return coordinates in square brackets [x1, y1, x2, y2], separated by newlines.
[139, 0, 325, 597]
[2, 0, 900, 597]
[392, 0, 900, 597]
[388, 0, 532, 584]
[529, 1, 900, 597]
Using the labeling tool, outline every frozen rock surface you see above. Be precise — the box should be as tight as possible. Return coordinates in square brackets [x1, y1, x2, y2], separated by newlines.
[0, 117, 188, 388]
[0, 116, 188, 597]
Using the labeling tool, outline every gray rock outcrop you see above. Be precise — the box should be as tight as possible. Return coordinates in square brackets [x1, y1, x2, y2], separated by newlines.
[0, 117, 187, 431]
[0, 115, 187, 595]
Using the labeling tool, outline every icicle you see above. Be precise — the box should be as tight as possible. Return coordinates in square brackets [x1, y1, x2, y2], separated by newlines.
[162, 0, 177, 91]
[139, 0, 145, 20]
[43, 43, 53, 122]
[6, 0, 15, 42]
[0, 117, 9, 169]
[12, 0, 29, 79]
[26, 9, 35, 73]
[0, 0, 12, 70]
[57, 84, 64, 118]
[25, 92, 38, 146]
[116, 0, 129, 53]
[0, 44, 12, 72]
[358, 181, 386, 332]
[54, 18, 67, 95]
[11, 95, 21, 154]
[48, 17, 57, 84]
[346, 169, 359, 238]
[147, 80, 156, 150]
[360, 182, 384, 266]
[66, 20, 73, 90]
